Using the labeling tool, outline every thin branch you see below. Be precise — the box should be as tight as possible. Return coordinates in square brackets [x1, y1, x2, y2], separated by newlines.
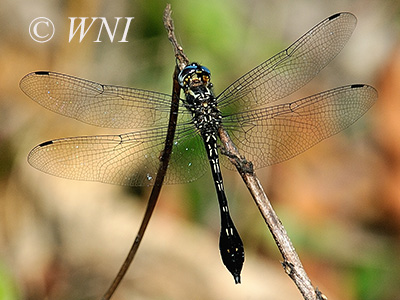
[163, 4, 189, 69]
[101, 5, 185, 299]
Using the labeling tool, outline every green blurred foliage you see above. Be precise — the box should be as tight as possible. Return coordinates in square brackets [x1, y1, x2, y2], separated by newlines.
[0, 262, 19, 300]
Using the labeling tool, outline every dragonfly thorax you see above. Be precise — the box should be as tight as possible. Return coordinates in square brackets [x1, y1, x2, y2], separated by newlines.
[185, 85, 222, 133]
[179, 63, 221, 133]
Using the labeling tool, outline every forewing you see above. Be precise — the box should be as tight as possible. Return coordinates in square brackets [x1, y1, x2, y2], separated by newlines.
[221, 85, 377, 170]
[217, 13, 357, 111]
[20, 71, 179, 129]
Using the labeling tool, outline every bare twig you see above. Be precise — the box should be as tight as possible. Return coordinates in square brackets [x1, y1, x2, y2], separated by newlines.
[101, 5, 185, 299]
[163, 4, 189, 69]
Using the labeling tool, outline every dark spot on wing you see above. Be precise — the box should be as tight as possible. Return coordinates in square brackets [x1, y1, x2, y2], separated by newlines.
[328, 13, 341, 21]
[39, 140, 54, 147]
[351, 84, 365, 89]
[35, 71, 50, 75]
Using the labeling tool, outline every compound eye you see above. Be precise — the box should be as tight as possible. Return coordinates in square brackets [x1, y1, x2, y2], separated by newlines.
[200, 65, 211, 77]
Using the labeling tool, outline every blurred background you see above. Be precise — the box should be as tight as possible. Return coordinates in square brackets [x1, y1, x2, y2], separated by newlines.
[0, 0, 399, 299]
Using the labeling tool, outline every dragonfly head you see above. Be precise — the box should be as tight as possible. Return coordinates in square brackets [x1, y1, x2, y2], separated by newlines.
[178, 63, 211, 91]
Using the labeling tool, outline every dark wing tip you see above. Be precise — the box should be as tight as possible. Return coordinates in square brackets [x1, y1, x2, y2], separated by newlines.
[328, 12, 356, 24]
[328, 12, 356, 20]
[20, 71, 50, 90]
[350, 84, 378, 107]
[350, 84, 378, 97]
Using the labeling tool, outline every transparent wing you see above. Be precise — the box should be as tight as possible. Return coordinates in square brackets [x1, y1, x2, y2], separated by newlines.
[217, 12, 357, 111]
[19, 71, 190, 129]
[28, 123, 209, 186]
[221, 84, 377, 170]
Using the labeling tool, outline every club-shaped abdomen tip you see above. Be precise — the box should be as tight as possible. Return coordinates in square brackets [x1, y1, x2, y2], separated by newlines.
[219, 224, 245, 284]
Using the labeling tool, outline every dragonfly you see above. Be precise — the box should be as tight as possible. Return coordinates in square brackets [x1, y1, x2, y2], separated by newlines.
[20, 12, 377, 284]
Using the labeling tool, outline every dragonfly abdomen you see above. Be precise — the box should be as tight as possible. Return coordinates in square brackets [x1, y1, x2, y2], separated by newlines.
[202, 131, 245, 284]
